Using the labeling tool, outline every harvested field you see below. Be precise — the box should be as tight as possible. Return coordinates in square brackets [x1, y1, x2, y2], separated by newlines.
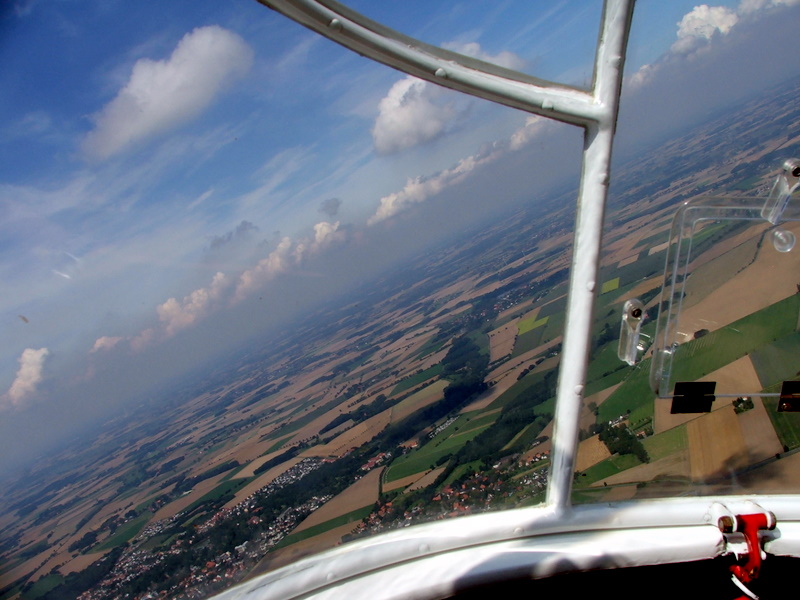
[407, 467, 446, 491]
[488, 321, 518, 362]
[739, 397, 783, 462]
[294, 467, 382, 533]
[238, 448, 295, 479]
[383, 472, 426, 492]
[617, 254, 639, 269]
[698, 354, 761, 395]
[153, 474, 228, 521]
[575, 435, 612, 472]
[595, 450, 690, 486]
[307, 410, 392, 457]
[687, 407, 747, 482]
[602, 485, 638, 501]
[461, 370, 518, 412]
[60, 549, 113, 575]
[648, 240, 670, 255]
[391, 380, 449, 423]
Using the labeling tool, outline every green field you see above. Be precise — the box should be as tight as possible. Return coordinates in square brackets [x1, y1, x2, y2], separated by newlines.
[642, 425, 687, 461]
[577, 453, 643, 486]
[518, 315, 549, 335]
[596, 360, 654, 423]
[511, 326, 546, 356]
[384, 422, 492, 482]
[670, 294, 800, 385]
[275, 505, 373, 549]
[749, 332, 800, 389]
[459, 410, 501, 432]
[489, 367, 557, 411]
[390, 364, 444, 396]
[263, 434, 295, 455]
[94, 513, 150, 551]
[24, 574, 64, 599]
[601, 277, 620, 295]
[763, 396, 800, 450]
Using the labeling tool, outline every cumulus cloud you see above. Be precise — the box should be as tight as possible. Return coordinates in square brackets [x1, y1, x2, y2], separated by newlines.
[368, 151, 501, 225]
[83, 26, 253, 160]
[91, 336, 123, 353]
[629, 0, 798, 88]
[318, 197, 342, 218]
[157, 271, 229, 336]
[671, 5, 739, 54]
[3, 348, 49, 409]
[372, 77, 459, 154]
[234, 237, 293, 302]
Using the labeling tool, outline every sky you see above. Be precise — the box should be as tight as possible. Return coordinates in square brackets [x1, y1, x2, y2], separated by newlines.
[1, 0, 799, 474]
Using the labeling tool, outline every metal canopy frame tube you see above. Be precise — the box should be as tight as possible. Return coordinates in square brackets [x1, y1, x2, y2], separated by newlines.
[260, 0, 635, 512]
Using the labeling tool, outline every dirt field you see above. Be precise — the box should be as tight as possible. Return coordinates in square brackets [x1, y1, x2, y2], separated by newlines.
[488, 321, 519, 363]
[391, 380, 449, 423]
[687, 407, 748, 482]
[575, 435, 612, 472]
[407, 467, 446, 491]
[739, 397, 783, 462]
[294, 467, 383, 533]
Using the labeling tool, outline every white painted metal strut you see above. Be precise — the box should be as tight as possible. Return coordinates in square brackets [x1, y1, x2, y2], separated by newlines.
[260, 0, 635, 512]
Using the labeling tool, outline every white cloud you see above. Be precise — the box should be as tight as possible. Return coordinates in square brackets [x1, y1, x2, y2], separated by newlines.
[368, 151, 500, 225]
[509, 116, 547, 151]
[91, 336, 123, 353]
[83, 26, 253, 160]
[157, 271, 229, 336]
[672, 5, 739, 54]
[3, 348, 49, 409]
[372, 77, 458, 154]
[234, 237, 293, 302]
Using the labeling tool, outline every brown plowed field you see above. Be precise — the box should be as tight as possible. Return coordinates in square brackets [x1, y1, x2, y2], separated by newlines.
[488, 321, 519, 363]
[294, 467, 383, 533]
[575, 435, 611, 472]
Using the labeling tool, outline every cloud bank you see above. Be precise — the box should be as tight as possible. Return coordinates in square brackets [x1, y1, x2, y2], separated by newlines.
[83, 26, 253, 160]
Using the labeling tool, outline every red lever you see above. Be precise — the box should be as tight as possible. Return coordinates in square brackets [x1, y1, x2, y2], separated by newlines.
[729, 512, 775, 584]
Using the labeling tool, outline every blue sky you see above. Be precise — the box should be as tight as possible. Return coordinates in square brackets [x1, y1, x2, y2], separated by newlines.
[1, 0, 798, 472]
